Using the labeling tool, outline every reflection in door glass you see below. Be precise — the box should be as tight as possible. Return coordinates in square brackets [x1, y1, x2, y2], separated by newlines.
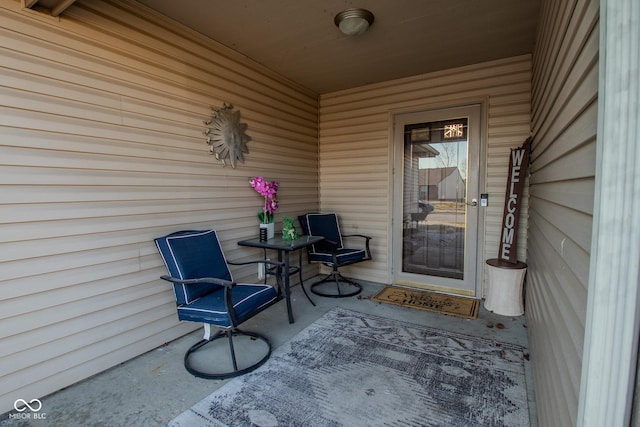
[402, 118, 468, 279]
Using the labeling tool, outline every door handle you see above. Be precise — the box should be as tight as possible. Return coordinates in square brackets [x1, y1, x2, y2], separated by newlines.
[466, 199, 478, 207]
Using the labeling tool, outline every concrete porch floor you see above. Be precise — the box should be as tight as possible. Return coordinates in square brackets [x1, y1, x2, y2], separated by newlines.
[2, 280, 537, 427]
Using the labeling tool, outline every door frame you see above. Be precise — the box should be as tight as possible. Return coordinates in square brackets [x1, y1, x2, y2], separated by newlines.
[387, 99, 488, 297]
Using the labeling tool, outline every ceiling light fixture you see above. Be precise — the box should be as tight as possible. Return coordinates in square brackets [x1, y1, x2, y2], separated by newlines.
[334, 8, 375, 36]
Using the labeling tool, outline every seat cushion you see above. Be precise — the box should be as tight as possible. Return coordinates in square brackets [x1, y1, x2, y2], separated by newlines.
[308, 247, 367, 266]
[176, 283, 278, 328]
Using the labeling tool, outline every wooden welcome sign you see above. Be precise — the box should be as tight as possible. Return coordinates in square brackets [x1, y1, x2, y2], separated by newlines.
[498, 138, 532, 263]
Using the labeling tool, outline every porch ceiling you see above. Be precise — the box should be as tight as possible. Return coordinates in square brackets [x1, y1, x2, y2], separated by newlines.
[134, 0, 540, 94]
[24, 0, 77, 16]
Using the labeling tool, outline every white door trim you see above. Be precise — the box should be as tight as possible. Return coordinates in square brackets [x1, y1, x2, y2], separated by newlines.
[391, 103, 483, 296]
[577, 1, 640, 425]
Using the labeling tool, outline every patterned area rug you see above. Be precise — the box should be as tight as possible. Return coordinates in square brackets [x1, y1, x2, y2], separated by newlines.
[167, 308, 529, 427]
[372, 286, 480, 319]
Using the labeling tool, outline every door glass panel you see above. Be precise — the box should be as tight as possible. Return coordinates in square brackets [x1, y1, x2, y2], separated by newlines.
[402, 118, 468, 280]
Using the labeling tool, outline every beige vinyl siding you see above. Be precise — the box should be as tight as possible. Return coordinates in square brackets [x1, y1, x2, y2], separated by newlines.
[0, 0, 318, 413]
[527, 0, 599, 425]
[319, 55, 532, 290]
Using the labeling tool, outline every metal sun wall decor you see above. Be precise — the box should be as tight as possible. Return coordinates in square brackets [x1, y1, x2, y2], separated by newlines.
[203, 103, 251, 168]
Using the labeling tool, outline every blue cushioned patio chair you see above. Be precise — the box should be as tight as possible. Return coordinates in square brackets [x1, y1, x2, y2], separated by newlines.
[155, 229, 281, 379]
[298, 213, 372, 298]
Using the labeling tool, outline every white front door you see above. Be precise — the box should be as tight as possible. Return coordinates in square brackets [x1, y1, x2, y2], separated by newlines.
[392, 104, 481, 296]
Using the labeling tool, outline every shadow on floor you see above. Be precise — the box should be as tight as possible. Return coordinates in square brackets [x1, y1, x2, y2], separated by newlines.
[1, 279, 536, 427]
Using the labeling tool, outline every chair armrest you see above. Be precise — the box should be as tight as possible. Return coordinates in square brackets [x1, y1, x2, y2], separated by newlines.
[342, 234, 372, 240]
[342, 234, 373, 260]
[160, 275, 235, 288]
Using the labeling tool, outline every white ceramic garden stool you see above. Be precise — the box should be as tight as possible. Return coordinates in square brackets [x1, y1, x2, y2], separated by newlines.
[484, 258, 527, 316]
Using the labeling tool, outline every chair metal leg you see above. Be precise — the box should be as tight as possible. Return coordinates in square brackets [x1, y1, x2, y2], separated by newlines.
[310, 268, 362, 298]
[297, 250, 316, 306]
[227, 329, 238, 372]
[184, 328, 271, 380]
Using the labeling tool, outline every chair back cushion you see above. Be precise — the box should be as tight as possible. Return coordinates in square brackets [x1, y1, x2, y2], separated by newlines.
[155, 230, 232, 305]
[303, 213, 343, 252]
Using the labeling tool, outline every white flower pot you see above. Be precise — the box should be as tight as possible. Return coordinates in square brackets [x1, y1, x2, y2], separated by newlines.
[259, 222, 275, 240]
